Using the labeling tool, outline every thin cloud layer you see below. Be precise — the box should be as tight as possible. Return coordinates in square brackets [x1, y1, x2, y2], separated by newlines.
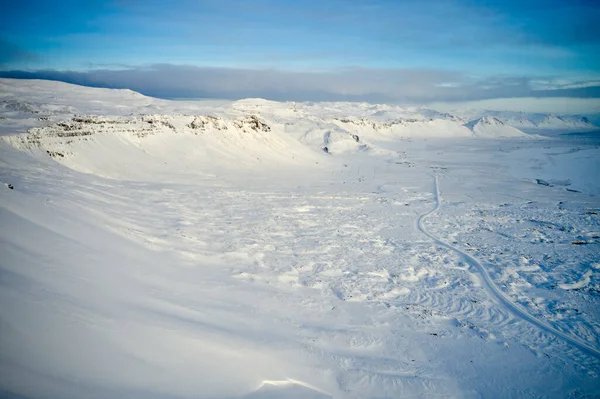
[1, 65, 599, 104]
[1, 0, 599, 112]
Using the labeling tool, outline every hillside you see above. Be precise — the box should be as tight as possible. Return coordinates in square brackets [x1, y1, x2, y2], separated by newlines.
[0, 79, 564, 181]
[465, 116, 529, 138]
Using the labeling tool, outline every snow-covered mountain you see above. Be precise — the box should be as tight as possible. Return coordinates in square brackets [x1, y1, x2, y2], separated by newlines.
[534, 114, 594, 130]
[4, 113, 324, 180]
[0, 79, 539, 179]
[453, 109, 598, 131]
[465, 116, 529, 138]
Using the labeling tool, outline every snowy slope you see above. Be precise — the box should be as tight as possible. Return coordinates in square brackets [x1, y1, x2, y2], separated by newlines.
[454, 109, 599, 132]
[534, 114, 594, 130]
[3, 114, 324, 180]
[1, 79, 600, 399]
[465, 116, 529, 138]
[330, 117, 473, 139]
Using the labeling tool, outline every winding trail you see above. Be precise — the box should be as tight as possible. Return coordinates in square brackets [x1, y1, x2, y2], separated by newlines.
[417, 175, 600, 359]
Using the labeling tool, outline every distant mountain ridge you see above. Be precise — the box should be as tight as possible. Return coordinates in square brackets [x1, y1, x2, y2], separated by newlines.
[464, 116, 528, 138]
[2, 78, 598, 135]
[449, 109, 597, 131]
[1, 77, 599, 163]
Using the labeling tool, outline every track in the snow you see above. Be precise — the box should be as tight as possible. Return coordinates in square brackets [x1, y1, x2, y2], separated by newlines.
[417, 175, 600, 360]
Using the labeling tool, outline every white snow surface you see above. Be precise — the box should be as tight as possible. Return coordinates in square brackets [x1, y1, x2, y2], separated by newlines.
[1, 79, 599, 399]
[465, 116, 529, 138]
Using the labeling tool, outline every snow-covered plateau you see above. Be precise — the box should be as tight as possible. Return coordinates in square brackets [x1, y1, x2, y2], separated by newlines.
[1, 78, 599, 399]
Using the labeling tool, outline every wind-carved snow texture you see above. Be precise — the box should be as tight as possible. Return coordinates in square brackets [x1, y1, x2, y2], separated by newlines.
[0, 78, 599, 399]
[418, 175, 600, 359]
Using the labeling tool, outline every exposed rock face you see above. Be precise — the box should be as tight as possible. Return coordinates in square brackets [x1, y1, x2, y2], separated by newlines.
[3, 114, 274, 160]
[188, 115, 228, 131]
[233, 115, 271, 132]
[334, 117, 426, 131]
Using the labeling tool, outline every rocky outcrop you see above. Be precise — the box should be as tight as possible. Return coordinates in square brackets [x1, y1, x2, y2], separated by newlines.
[3, 114, 274, 159]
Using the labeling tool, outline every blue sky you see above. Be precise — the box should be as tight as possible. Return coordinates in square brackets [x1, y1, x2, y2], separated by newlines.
[1, 0, 600, 107]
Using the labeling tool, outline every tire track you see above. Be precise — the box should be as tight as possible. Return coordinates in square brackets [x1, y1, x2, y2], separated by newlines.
[417, 175, 600, 359]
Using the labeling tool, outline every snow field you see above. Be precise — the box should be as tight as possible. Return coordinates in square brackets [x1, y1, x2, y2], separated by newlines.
[0, 79, 599, 398]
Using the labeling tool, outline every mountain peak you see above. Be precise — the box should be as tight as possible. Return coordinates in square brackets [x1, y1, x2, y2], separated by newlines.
[464, 116, 504, 130]
[464, 116, 527, 138]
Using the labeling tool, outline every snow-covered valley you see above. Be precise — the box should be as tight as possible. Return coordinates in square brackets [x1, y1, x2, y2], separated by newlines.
[1, 79, 599, 399]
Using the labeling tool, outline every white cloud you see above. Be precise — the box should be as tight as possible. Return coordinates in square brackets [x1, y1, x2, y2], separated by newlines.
[428, 97, 600, 114]
[1, 65, 599, 114]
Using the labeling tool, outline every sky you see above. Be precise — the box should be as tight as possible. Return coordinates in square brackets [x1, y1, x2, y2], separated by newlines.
[1, 0, 600, 111]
